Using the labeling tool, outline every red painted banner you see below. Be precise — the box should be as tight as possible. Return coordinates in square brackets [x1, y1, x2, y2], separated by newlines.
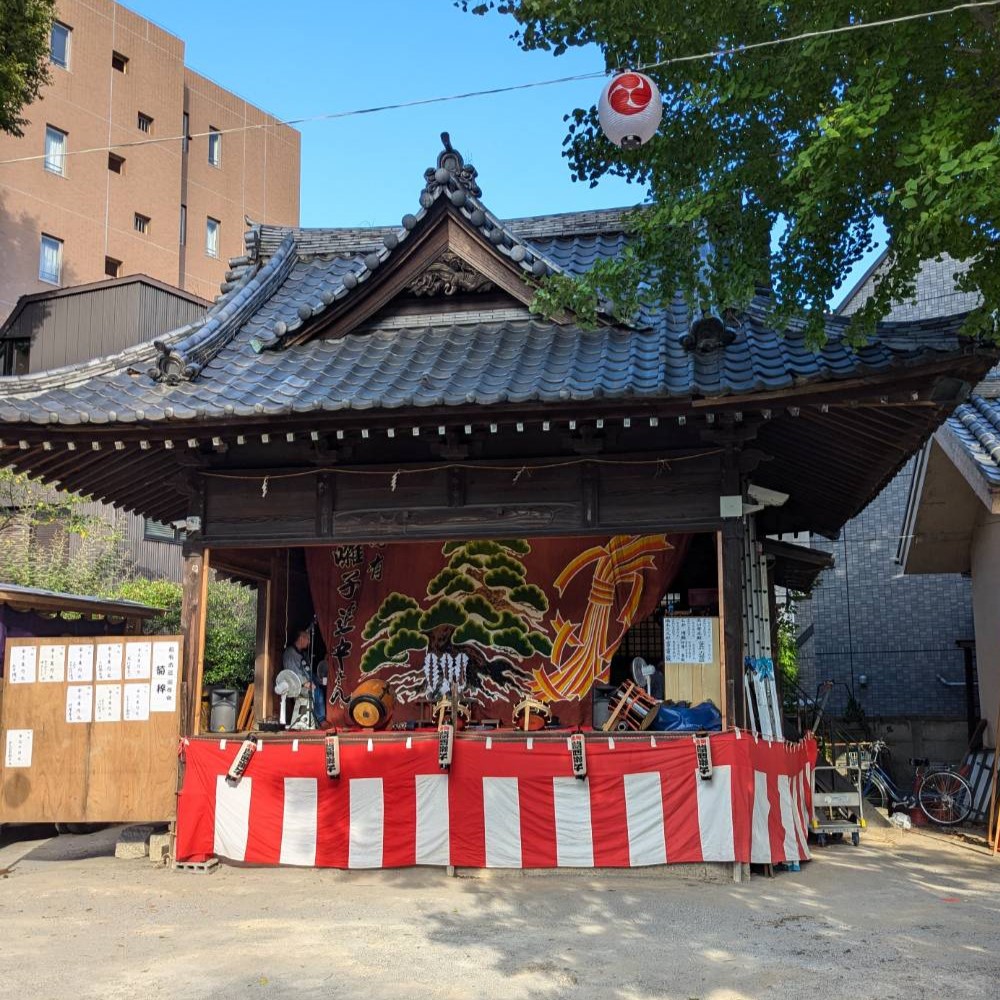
[176, 732, 816, 869]
[306, 535, 688, 727]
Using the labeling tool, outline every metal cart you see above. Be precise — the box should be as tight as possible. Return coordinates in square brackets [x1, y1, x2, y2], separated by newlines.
[810, 744, 868, 847]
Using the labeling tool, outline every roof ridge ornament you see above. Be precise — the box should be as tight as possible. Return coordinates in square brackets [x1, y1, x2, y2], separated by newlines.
[423, 132, 482, 201]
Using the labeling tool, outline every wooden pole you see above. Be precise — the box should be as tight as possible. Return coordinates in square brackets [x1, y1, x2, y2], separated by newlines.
[719, 525, 746, 729]
[192, 548, 210, 736]
[179, 548, 207, 737]
[252, 580, 271, 727]
[720, 447, 746, 730]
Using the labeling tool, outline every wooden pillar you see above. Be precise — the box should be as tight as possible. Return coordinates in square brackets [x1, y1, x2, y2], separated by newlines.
[180, 547, 210, 737]
[253, 549, 289, 725]
[253, 580, 272, 726]
[720, 449, 746, 728]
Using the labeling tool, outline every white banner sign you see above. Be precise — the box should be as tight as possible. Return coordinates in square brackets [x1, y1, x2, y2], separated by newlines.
[664, 617, 715, 665]
[4, 728, 33, 768]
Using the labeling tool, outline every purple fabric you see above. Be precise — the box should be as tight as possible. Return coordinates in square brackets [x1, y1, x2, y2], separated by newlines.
[0, 606, 119, 675]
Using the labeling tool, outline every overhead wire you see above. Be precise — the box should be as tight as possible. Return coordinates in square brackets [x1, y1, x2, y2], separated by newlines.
[0, 0, 996, 167]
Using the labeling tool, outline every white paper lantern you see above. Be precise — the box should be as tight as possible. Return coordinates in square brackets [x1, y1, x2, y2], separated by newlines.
[598, 71, 662, 149]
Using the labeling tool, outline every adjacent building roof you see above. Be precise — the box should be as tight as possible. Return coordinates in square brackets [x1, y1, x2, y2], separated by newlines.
[946, 392, 1000, 490]
[0, 583, 163, 620]
[0, 274, 209, 341]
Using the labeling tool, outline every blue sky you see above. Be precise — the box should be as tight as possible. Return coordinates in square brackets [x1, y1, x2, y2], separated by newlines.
[125, 1, 638, 227]
[125, 1, 874, 304]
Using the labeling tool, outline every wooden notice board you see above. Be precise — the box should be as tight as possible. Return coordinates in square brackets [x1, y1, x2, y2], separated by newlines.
[0, 635, 183, 823]
[662, 616, 723, 708]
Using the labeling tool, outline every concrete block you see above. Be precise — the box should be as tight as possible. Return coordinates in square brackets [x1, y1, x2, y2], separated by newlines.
[149, 832, 171, 865]
[115, 824, 153, 860]
[114, 839, 149, 860]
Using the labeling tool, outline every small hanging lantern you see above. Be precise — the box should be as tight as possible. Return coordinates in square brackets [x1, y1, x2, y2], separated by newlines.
[598, 71, 662, 149]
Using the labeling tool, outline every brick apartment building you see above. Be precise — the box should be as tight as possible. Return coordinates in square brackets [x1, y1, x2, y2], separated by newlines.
[0, 0, 300, 328]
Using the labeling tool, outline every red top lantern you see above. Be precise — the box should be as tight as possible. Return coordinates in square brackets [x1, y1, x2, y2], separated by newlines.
[598, 71, 663, 149]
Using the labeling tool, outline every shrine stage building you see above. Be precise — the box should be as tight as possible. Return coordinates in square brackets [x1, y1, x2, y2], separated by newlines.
[0, 138, 994, 872]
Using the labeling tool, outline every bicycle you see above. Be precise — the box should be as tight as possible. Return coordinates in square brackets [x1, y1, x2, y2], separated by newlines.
[861, 740, 973, 826]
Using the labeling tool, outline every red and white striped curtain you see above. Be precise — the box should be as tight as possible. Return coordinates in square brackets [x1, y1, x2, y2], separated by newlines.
[176, 732, 815, 869]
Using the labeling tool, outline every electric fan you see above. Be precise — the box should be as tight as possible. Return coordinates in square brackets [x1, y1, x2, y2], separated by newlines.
[631, 656, 656, 696]
[274, 669, 312, 730]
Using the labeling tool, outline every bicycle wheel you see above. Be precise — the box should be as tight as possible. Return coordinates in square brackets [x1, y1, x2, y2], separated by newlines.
[863, 774, 888, 811]
[918, 770, 973, 826]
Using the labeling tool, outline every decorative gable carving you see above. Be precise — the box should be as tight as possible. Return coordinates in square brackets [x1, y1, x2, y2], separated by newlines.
[406, 251, 495, 298]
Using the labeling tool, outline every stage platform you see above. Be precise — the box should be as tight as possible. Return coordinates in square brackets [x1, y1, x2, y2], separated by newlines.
[175, 730, 815, 870]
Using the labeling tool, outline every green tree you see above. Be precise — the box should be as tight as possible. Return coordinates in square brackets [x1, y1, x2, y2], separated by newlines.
[463, 1, 1000, 344]
[115, 576, 257, 690]
[0, 468, 256, 689]
[0, 0, 55, 136]
[361, 540, 551, 694]
[0, 468, 126, 594]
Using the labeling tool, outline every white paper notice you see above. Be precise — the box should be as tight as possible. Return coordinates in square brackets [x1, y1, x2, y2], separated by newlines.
[95, 684, 122, 723]
[149, 640, 180, 713]
[4, 729, 32, 768]
[8, 645, 37, 684]
[67, 643, 95, 682]
[66, 684, 93, 724]
[95, 642, 124, 681]
[38, 644, 66, 683]
[124, 682, 150, 722]
[124, 642, 152, 680]
[664, 617, 715, 665]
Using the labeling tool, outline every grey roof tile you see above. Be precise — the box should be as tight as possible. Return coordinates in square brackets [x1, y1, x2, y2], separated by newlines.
[946, 391, 1000, 488]
[0, 139, 991, 431]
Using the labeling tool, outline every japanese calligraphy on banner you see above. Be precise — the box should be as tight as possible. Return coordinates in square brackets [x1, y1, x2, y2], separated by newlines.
[4, 728, 32, 768]
[96, 642, 124, 681]
[125, 641, 152, 680]
[39, 645, 66, 683]
[95, 684, 122, 723]
[8, 646, 37, 684]
[150, 641, 179, 712]
[307, 535, 688, 726]
[124, 682, 150, 721]
[66, 684, 93, 723]
[664, 617, 715, 665]
[68, 644, 94, 683]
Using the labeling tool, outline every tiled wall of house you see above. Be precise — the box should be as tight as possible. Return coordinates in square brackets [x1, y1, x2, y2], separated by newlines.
[795, 458, 975, 719]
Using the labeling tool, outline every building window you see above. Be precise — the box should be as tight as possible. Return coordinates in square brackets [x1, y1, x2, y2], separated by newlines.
[39, 234, 62, 284]
[111, 51, 129, 73]
[137, 112, 153, 134]
[1, 339, 30, 377]
[134, 213, 150, 234]
[205, 217, 220, 258]
[179, 204, 187, 246]
[108, 152, 125, 174]
[143, 518, 183, 544]
[50, 22, 70, 69]
[208, 127, 221, 167]
[44, 126, 67, 175]
[104, 256, 122, 278]
[182, 112, 189, 154]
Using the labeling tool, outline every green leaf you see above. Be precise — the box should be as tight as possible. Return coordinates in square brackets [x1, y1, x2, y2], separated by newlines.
[419, 598, 466, 631]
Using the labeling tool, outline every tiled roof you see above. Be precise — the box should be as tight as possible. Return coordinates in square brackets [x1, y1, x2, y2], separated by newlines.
[946, 385, 1000, 489]
[0, 303, 977, 428]
[0, 135, 990, 432]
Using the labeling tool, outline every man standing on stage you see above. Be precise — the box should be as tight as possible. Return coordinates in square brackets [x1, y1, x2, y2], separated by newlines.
[283, 629, 313, 696]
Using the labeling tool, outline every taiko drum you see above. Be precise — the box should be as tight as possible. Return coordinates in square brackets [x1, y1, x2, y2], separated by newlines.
[348, 678, 394, 729]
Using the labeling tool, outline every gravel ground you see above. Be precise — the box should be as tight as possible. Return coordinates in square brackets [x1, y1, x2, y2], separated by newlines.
[0, 824, 998, 1000]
